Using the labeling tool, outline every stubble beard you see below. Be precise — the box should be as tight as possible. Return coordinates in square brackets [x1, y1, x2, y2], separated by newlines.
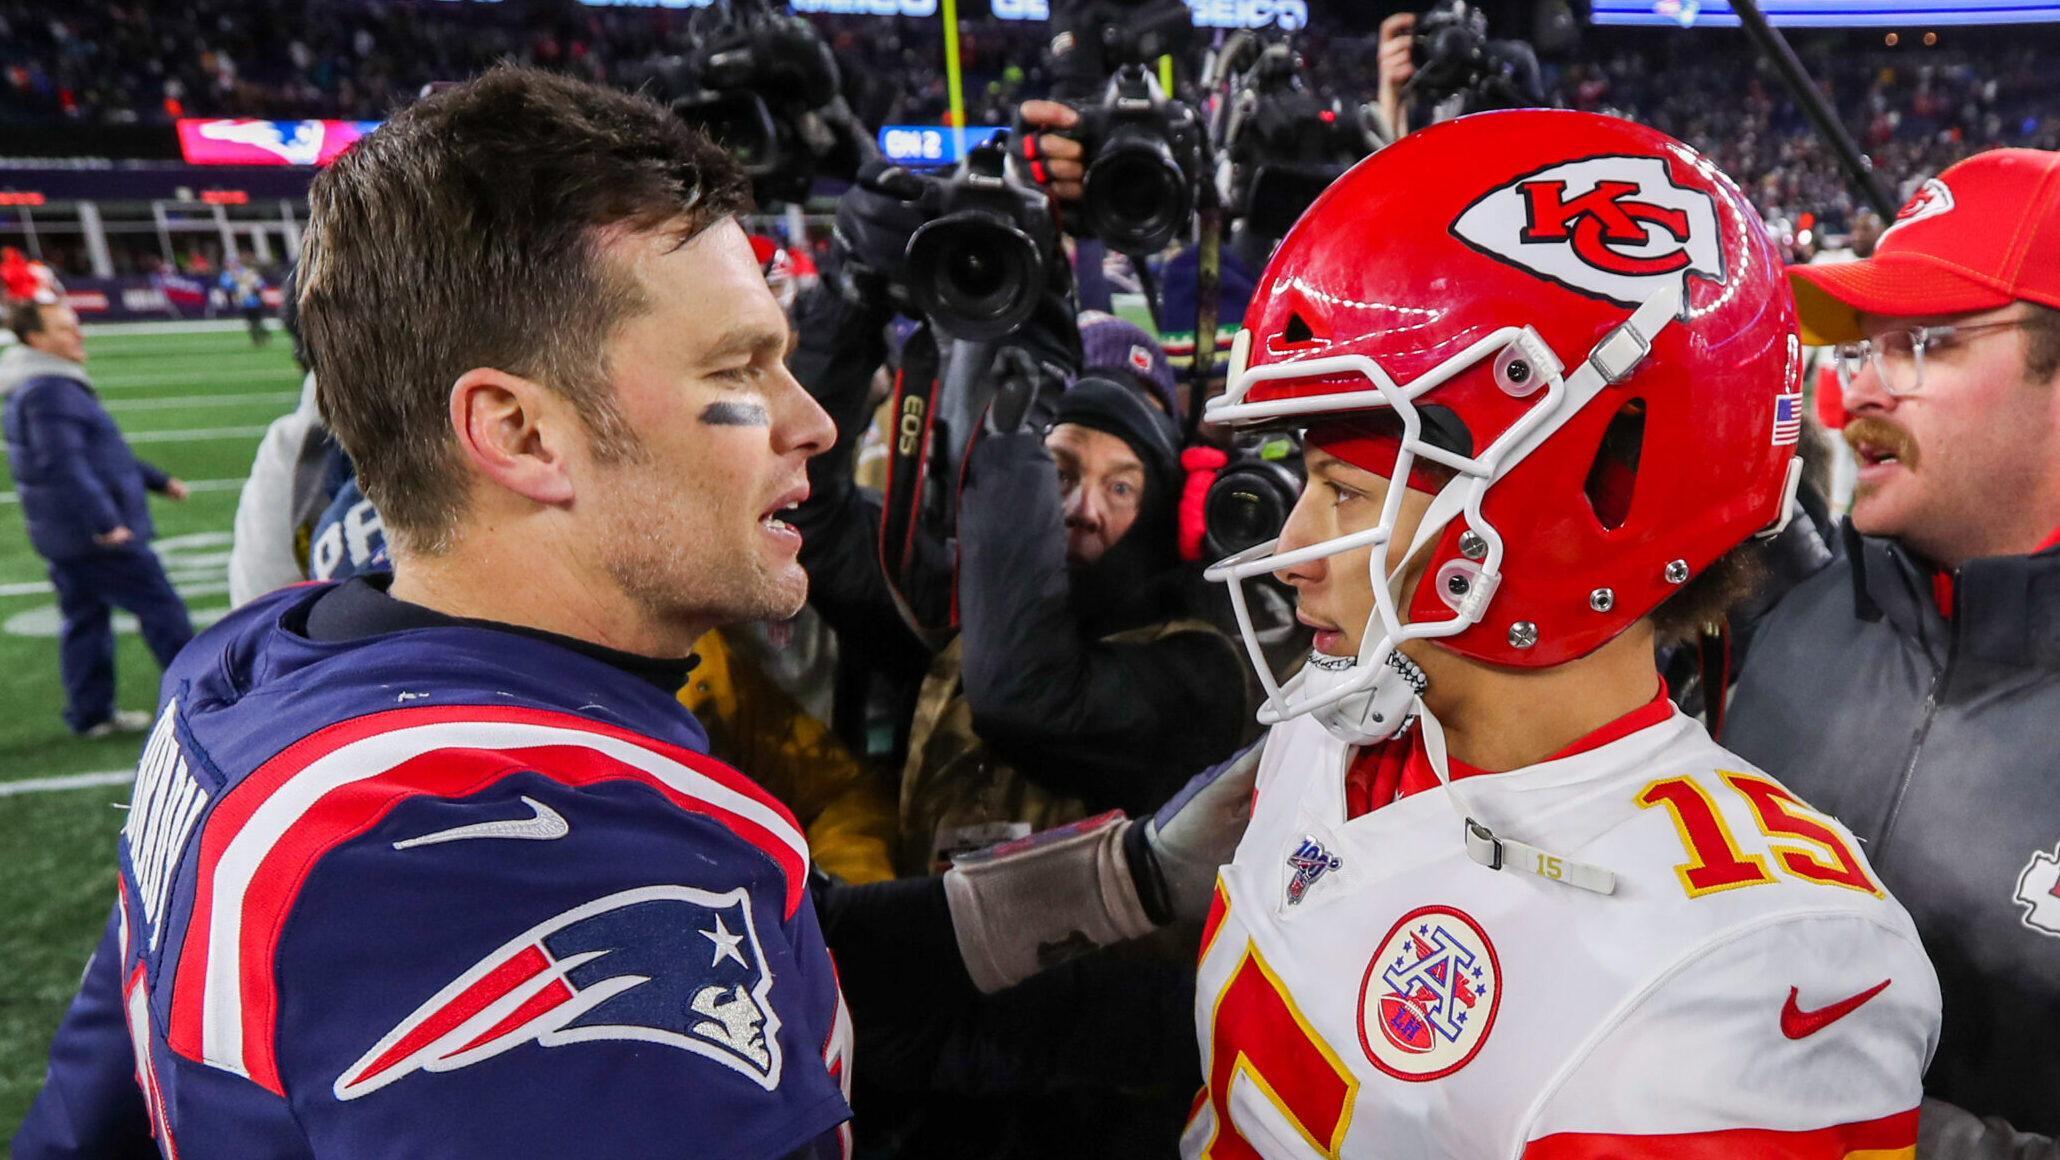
[594, 454, 803, 642]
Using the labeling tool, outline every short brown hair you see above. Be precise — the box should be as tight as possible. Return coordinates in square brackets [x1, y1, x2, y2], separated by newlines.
[7, 300, 47, 344]
[298, 66, 751, 554]
[2024, 301, 2060, 383]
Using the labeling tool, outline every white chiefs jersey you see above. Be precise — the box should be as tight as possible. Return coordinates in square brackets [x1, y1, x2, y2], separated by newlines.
[1185, 702, 1940, 1160]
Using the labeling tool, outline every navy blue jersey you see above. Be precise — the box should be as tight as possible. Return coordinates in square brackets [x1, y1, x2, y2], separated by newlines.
[14, 584, 853, 1160]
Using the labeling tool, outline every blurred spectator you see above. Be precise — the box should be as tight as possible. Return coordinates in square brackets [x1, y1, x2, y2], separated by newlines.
[1, 245, 60, 306]
[219, 257, 269, 346]
[1723, 148, 2060, 1155]
[0, 300, 192, 737]
[227, 263, 335, 606]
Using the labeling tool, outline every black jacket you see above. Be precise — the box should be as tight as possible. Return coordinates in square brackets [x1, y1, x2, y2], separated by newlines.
[1726, 522, 2060, 1153]
[787, 281, 1247, 818]
[956, 429, 1247, 814]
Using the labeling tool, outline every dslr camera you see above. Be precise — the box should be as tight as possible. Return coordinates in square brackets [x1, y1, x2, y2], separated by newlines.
[1218, 41, 1380, 243]
[1202, 431, 1304, 560]
[1069, 64, 1209, 254]
[1408, 0, 1545, 117]
[669, 0, 867, 206]
[1046, 0, 1198, 102]
[902, 135, 1061, 342]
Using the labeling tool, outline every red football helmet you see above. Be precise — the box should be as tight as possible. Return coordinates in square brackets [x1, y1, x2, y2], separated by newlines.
[1205, 110, 1803, 742]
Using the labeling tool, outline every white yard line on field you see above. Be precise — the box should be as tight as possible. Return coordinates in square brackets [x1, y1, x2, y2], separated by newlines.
[0, 477, 244, 505]
[0, 769, 135, 797]
[91, 368, 298, 390]
[82, 320, 250, 336]
[104, 392, 298, 413]
[123, 426, 271, 444]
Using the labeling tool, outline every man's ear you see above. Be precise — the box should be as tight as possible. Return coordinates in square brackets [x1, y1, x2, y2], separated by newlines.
[449, 367, 579, 506]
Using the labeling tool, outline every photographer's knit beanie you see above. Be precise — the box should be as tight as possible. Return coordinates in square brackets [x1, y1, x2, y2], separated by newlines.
[1078, 310, 1181, 420]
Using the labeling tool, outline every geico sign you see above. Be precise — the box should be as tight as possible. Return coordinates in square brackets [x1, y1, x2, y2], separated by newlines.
[992, 0, 1050, 18]
[1186, 0, 1308, 29]
[790, 0, 939, 13]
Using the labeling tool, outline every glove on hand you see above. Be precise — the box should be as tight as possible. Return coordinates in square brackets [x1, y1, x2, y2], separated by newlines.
[982, 345, 1069, 436]
[830, 159, 930, 304]
[943, 811, 1157, 993]
[1127, 736, 1266, 924]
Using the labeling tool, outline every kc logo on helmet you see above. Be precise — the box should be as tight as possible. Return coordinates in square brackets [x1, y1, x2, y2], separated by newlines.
[1452, 155, 1726, 311]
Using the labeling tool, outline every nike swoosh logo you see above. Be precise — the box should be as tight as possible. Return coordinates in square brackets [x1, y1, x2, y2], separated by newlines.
[392, 796, 569, 850]
[1780, 979, 1892, 1039]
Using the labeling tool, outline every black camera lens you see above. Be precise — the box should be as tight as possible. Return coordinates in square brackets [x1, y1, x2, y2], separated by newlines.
[1084, 140, 1192, 254]
[673, 91, 779, 176]
[946, 246, 1009, 301]
[905, 216, 1046, 342]
[1203, 459, 1304, 559]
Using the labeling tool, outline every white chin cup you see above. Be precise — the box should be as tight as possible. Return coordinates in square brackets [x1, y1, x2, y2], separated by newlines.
[1268, 650, 1427, 746]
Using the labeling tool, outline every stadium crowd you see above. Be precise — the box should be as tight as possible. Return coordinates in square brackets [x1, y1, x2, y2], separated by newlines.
[5, 4, 2060, 1160]
[4, 0, 2060, 232]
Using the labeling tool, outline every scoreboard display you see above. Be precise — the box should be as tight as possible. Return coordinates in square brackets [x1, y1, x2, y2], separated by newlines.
[1592, 0, 2060, 26]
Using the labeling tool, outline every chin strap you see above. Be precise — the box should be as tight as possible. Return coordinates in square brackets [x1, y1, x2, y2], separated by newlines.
[1416, 707, 1617, 896]
[1302, 650, 1426, 745]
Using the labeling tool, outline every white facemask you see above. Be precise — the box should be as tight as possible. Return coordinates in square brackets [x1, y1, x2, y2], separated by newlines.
[1203, 286, 1683, 742]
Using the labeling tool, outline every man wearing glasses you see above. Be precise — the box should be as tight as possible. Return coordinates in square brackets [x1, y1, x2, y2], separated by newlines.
[1726, 148, 2060, 1157]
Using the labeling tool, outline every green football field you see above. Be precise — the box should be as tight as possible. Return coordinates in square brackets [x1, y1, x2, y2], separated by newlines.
[0, 323, 303, 1140]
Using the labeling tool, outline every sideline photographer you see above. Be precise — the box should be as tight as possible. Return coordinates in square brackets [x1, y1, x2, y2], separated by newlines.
[791, 159, 1251, 876]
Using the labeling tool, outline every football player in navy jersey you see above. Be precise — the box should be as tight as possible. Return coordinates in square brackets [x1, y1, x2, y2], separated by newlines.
[13, 67, 857, 1160]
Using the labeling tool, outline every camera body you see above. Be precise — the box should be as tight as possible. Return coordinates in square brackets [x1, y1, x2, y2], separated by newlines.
[903, 136, 1060, 342]
[1408, 0, 1545, 118]
[669, 1, 861, 206]
[1046, 0, 1198, 102]
[1220, 43, 1377, 243]
[1069, 65, 1209, 254]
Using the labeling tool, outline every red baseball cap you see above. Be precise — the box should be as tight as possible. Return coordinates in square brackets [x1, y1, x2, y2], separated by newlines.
[1789, 147, 2060, 345]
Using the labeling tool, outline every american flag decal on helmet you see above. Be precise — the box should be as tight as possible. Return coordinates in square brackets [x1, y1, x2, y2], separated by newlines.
[1772, 391, 1803, 446]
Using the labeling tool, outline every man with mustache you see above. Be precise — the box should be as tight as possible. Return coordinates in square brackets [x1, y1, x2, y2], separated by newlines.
[1725, 147, 2060, 1156]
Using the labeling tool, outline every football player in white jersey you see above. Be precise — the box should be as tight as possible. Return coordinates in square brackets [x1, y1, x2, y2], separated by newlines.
[1185, 110, 1942, 1159]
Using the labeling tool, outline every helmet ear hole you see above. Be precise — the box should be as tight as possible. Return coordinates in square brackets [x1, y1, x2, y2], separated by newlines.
[1283, 312, 1317, 345]
[1583, 400, 1646, 531]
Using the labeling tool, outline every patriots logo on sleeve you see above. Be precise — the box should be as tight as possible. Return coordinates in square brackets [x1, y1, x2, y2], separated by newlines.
[334, 885, 783, 1100]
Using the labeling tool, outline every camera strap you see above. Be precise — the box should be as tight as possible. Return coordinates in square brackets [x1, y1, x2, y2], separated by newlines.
[1190, 203, 1221, 442]
[879, 326, 956, 644]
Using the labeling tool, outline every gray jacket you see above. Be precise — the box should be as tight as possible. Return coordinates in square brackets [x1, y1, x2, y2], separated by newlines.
[1727, 523, 2060, 1157]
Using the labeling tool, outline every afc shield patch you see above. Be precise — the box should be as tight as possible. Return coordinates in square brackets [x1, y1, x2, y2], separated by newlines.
[1451, 154, 1725, 312]
[1357, 904, 1501, 1081]
[335, 885, 783, 1100]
